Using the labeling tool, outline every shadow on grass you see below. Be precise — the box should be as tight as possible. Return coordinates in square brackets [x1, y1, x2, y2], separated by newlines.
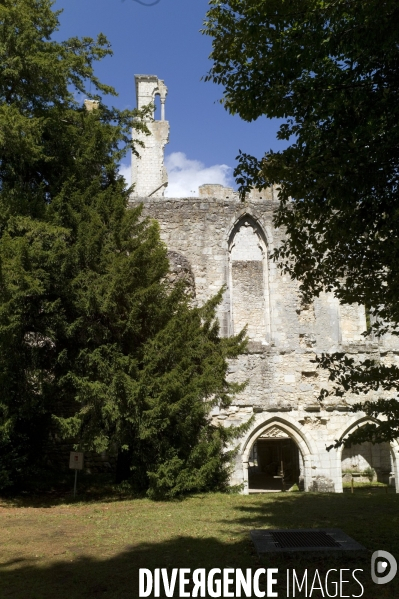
[0, 535, 375, 599]
[1, 491, 399, 599]
[227, 491, 399, 549]
[3, 536, 252, 599]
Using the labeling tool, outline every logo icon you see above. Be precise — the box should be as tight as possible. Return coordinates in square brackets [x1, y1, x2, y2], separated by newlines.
[371, 550, 397, 585]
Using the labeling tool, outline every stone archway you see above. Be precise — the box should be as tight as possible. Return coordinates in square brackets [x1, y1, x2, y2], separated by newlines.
[341, 441, 393, 484]
[247, 426, 302, 492]
[337, 417, 399, 492]
[241, 418, 315, 494]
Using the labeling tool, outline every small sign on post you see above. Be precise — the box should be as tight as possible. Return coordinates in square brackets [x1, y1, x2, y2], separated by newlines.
[69, 452, 84, 498]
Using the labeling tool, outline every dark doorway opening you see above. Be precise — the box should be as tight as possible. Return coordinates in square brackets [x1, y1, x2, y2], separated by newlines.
[248, 437, 301, 492]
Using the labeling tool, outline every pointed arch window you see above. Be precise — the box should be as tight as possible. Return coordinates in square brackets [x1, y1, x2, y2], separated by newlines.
[228, 216, 271, 343]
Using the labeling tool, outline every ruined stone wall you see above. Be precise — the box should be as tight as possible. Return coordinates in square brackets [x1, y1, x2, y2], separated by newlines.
[131, 120, 169, 197]
[128, 193, 399, 493]
[131, 75, 169, 198]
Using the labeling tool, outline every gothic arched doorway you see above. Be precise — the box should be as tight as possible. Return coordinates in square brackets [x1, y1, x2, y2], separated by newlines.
[248, 426, 302, 492]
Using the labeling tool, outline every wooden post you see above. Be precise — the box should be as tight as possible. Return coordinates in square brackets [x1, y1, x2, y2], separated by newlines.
[351, 476, 354, 494]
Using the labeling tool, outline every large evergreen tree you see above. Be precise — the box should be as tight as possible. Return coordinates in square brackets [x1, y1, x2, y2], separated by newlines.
[204, 0, 399, 446]
[0, 0, 246, 495]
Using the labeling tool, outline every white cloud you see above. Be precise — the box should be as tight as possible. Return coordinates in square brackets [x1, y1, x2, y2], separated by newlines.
[164, 152, 233, 197]
[118, 152, 234, 197]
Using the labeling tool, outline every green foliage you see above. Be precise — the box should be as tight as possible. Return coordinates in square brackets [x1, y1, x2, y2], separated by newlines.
[363, 467, 375, 482]
[204, 0, 399, 445]
[0, 0, 247, 496]
[317, 352, 399, 446]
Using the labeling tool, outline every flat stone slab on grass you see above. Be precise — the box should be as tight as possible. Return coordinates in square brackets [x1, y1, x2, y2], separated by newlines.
[251, 529, 366, 554]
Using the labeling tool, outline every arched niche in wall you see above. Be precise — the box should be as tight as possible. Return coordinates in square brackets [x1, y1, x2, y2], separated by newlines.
[228, 215, 271, 343]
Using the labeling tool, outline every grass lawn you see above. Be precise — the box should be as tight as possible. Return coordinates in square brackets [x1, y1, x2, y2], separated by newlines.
[1, 487, 398, 598]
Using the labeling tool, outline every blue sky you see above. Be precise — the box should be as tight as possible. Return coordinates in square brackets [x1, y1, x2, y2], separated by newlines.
[54, 0, 287, 196]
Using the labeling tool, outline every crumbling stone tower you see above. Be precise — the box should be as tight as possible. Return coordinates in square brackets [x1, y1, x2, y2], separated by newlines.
[129, 76, 399, 495]
[131, 75, 169, 198]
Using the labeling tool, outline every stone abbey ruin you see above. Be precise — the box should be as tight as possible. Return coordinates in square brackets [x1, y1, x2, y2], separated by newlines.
[130, 75, 399, 494]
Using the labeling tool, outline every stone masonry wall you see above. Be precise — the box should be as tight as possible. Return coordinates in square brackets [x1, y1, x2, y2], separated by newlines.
[128, 193, 399, 494]
[131, 75, 169, 198]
